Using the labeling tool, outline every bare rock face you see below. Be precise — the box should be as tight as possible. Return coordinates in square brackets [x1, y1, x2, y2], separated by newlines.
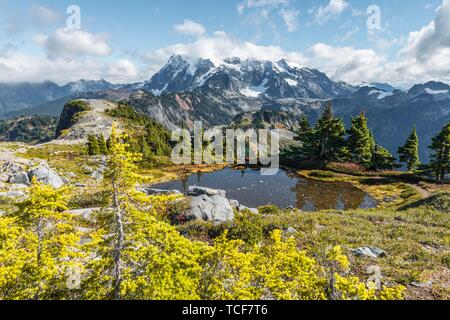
[28, 164, 64, 189]
[0, 190, 26, 198]
[0, 161, 25, 182]
[351, 247, 386, 259]
[9, 172, 30, 185]
[188, 194, 234, 224]
[66, 207, 102, 221]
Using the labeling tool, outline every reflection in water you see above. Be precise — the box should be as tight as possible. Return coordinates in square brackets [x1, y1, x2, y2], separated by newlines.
[152, 168, 376, 211]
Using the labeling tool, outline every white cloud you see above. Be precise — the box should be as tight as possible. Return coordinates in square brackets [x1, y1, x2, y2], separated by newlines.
[382, 0, 450, 85]
[144, 31, 307, 74]
[237, 0, 298, 32]
[309, 43, 384, 83]
[401, 0, 450, 61]
[280, 8, 299, 32]
[35, 28, 112, 60]
[0, 50, 141, 84]
[105, 59, 140, 83]
[31, 4, 62, 27]
[173, 20, 206, 37]
[313, 0, 349, 24]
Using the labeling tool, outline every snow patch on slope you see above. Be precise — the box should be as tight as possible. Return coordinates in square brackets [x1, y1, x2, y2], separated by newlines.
[425, 88, 449, 95]
[369, 90, 394, 99]
[285, 79, 298, 87]
[240, 79, 269, 97]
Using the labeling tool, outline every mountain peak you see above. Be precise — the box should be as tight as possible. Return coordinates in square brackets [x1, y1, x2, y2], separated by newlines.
[143, 55, 353, 99]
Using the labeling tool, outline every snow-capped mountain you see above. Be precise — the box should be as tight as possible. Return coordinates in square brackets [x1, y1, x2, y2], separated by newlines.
[61, 79, 120, 95]
[143, 55, 354, 99]
[356, 82, 398, 92]
[406, 81, 450, 101]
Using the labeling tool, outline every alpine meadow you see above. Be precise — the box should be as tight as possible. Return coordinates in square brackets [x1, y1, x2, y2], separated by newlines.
[0, 0, 449, 308]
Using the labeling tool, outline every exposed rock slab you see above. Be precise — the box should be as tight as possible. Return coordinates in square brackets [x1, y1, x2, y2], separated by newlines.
[28, 164, 65, 189]
[351, 247, 386, 259]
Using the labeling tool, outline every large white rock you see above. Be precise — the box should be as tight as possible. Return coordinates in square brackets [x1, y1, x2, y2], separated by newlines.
[9, 172, 30, 185]
[28, 165, 65, 189]
[188, 194, 234, 223]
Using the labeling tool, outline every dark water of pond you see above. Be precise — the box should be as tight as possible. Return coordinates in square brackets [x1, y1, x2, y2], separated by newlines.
[152, 167, 377, 211]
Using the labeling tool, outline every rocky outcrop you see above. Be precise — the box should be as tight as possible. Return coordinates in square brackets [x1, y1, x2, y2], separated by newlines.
[28, 164, 64, 189]
[54, 99, 119, 144]
[351, 247, 386, 259]
[9, 172, 30, 185]
[149, 186, 259, 224]
[0, 161, 26, 182]
[188, 194, 234, 223]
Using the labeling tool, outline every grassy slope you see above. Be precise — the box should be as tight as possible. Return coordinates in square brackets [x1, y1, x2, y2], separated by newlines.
[179, 201, 449, 300]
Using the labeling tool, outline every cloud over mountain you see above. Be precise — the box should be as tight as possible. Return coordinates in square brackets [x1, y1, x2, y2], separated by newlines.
[173, 20, 206, 37]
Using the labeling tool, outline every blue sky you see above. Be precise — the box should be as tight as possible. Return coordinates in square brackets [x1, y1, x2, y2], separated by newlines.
[0, 0, 448, 86]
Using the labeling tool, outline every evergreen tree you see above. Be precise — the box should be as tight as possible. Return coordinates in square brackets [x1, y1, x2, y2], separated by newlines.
[370, 145, 398, 171]
[85, 125, 203, 300]
[87, 134, 100, 156]
[397, 127, 420, 171]
[139, 136, 152, 159]
[428, 121, 450, 181]
[0, 180, 82, 299]
[295, 115, 311, 142]
[310, 104, 347, 162]
[98, 134, 108, 155]
[347, 113, 375, 166]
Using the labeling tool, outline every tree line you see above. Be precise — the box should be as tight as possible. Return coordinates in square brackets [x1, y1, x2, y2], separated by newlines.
[87, 102, 172, 160]
[286, 104, 450, 181]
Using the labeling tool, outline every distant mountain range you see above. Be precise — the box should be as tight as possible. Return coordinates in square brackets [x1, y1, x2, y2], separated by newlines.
[0, 54, 449, 161]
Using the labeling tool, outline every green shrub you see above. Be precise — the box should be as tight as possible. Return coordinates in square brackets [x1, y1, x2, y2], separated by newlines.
[229, 210, 265, 245]
[308, 170, 337, 179]
[258, 205, 281, 215]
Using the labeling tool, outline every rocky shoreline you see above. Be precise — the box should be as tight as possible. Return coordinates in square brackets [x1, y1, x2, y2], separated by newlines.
[140, 186, 259, 224]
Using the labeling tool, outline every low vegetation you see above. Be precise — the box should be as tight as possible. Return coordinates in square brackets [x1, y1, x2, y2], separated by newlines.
[179, 201, 450, 300]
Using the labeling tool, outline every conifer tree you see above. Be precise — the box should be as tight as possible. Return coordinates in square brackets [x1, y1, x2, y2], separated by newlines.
[87, 134, 100, 155]
[0, 180, 82, 299]
[98, 134, 108, 155]
[295, 115, 311, 142]
[347, 113, 375, 166]
[398, 127, 420, 171]
[311, 104, 347, 162]
[139, 136, 152, 159]
[85, 125, 203, 300]
[428, 121, 450, 181]
[370, 144, 398, 171]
